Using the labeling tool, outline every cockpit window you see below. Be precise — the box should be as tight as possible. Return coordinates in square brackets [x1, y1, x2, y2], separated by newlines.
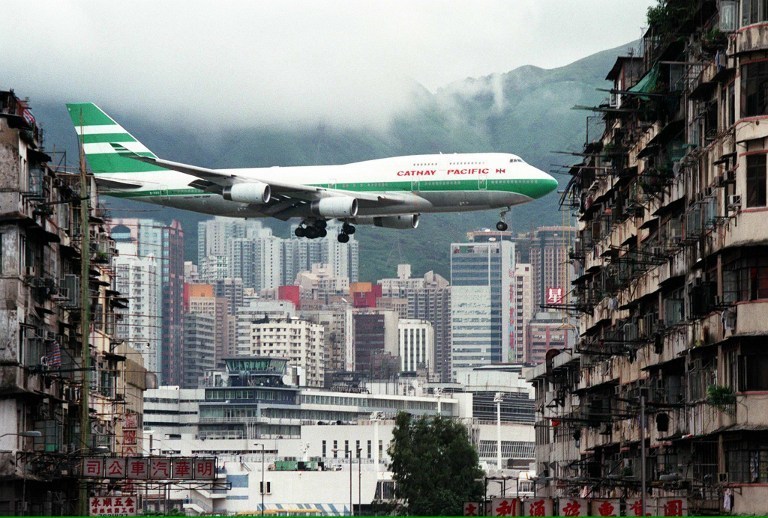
[509, 158, 523, 163]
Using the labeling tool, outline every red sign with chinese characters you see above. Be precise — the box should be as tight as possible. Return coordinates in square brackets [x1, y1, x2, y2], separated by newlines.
[558, 498, 587, 516]
[523, 497, 553, 516]
[491, 498, 520, 517]
[89, 496, 136, 516]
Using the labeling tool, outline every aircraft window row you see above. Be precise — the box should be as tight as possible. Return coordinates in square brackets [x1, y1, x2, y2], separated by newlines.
[450, 162, 485, 165]
[412, 163, 438, 166]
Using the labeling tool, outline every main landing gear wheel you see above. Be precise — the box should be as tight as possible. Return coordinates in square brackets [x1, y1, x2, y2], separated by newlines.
[342, 222, 356, 235]
[337, 232, 350, 243]
[496, 207, 510, 231]
[297, 220, 329, 239]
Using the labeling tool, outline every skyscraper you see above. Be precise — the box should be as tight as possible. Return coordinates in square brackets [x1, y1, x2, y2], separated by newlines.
[450, 231, 515, 380]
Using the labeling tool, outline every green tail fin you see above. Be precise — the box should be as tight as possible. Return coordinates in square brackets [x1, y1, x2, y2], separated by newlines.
[66, 103, 164, 174]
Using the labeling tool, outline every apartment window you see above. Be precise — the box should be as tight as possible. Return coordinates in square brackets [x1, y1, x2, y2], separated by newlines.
[742, 61, 768, 117]
[726, 440, 768, 482]
[742, 0, 768, 25]
[747, 154, 767, 207]
[740, 353, 768, 390]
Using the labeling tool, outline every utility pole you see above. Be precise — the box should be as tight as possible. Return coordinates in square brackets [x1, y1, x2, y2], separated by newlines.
[640, 392, 647, 517]
[77, 113, 92, 516]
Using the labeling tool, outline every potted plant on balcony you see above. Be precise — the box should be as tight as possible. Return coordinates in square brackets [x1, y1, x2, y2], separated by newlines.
[706, 384, 736, 409]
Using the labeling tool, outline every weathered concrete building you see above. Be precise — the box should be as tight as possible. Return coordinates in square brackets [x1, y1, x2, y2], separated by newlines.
[529, 1, 768, 515]
[0, 90, 145, 514]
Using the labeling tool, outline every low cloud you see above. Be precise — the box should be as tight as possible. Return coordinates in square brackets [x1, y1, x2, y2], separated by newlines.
[1, 0, 653, 130]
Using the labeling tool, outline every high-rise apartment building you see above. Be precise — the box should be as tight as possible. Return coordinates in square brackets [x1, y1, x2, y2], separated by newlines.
[112, 236, 161, 375]
[398, 319, 435, 376]
[183, 312, 216, 388]
[527, 226, 577, 308]
[378, 266, 452, 381]
[529, 6, 768, 514]
[511, 263, 534, 363]
[111, 218, 184, 386]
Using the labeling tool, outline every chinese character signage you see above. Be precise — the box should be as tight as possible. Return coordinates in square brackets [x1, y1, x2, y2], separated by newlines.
[105, 458, 126, 479]
[523, 497, 553, 516]
[491, 498, 520, 517]
[83, 458, 105, 478]
[126, 458, 149, 480]
[89, 496, 136, 516]
[591, 499, 620, 516]
[194, 458, 216, 479]
[657, 497, 686, 516]
[558, 498, 587, 516]
[625, 498, 652, 516]
[546, 287, 563, 304]
[81, 457, 216, 481]
[124, 413, 139, 429]
[463, 501, 481, 516]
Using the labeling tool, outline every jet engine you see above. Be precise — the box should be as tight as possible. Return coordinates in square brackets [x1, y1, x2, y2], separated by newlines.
[353, 214, 420, 229]
[222, 182, 271, 204]
[310, 197, 358, 218]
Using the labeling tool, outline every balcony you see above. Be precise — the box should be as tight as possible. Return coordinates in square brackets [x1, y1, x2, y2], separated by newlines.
[736, 22, 768, 54]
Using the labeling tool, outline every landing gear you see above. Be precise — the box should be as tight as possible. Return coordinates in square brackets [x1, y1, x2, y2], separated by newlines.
[496, 208, 510, 231]
[296, 219, 328, 239]
[337, 221, 355, 242]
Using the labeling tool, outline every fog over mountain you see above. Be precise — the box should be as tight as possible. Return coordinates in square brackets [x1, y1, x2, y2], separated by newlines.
[29, 41, 636, 280]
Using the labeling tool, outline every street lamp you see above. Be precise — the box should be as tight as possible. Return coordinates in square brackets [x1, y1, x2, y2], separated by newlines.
[254, 443, 266, 516]
[493, 392, 503, 470]
[332, 447, 353, 516]
[1, 431, 43, 516]
[356, 447, 362, 516]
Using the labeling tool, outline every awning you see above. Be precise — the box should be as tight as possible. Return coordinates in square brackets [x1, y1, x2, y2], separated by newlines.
[628, 65, 660, 100]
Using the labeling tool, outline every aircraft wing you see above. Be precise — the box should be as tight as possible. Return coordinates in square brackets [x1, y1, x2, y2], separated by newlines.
[110, 143, 411, 207]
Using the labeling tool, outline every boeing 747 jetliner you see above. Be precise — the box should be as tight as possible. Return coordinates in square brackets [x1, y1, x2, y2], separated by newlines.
[67, 103, 558, 242]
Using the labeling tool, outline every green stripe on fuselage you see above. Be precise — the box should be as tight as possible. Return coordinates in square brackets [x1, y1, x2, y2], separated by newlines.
[107, 178, 555, 200]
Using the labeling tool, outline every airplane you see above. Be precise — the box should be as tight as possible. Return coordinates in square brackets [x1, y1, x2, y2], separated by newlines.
[66, 103, 558, 243]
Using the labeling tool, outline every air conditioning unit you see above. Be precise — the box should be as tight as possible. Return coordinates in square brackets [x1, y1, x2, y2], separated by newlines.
[728, 194, 742, 210]
[718, 472, 729, 483]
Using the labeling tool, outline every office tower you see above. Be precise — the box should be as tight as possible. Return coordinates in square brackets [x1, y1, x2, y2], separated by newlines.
[450, 233, 515, 379]
[352, 310, 400, 379]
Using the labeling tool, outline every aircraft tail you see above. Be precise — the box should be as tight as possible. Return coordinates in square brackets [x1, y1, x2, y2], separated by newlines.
[66, 103, 165, 176]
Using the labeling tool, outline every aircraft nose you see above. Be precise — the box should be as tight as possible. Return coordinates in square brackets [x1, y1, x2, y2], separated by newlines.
[530, 166, 559, 198]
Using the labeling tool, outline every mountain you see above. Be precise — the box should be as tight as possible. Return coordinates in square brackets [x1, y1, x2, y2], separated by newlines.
[30, 41, 635, 281]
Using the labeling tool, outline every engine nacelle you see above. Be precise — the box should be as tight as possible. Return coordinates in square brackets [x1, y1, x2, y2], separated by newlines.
[222, 182, 271, 204]
[311, 197, 358, 218]
[353, 214, 420, 229]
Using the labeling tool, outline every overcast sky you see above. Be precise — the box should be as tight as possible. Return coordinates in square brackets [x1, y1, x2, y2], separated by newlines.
[2, 0, 654, 129]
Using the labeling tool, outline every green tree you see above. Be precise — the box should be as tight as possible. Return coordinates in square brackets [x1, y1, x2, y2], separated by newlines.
[387, 412, 484, 516]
